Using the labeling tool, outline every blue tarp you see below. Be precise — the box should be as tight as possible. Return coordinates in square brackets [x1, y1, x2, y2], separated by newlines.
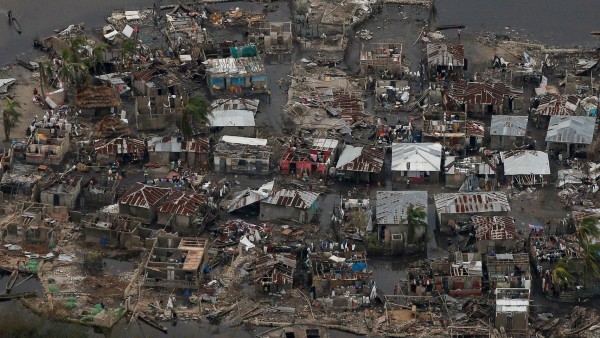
[352, 262, 367, 272]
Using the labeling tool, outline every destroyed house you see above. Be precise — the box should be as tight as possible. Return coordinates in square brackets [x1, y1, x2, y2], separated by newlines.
[335, 145, 385, 183]
[422, 115, 485, 150]
[93, 116, 132, 139]
[486, 253, 531, 290]
[495, 288, 530, 334]
[279, 138, 339, 178]
[444, 156, 496, 190]
[391, 143, 443, 185]
[94, 137, 146, 162]
[165, 11, 209, 56]
[375, 191, 428, 252]
[431, 252, 483, 296]
[545, 116, 596, 156]
[75, 85, 121, 118]
[144, 236, 207, 289]
[359, 42, 403, 76]
[82, 214, 142, 248]
[426, 43, 465, 79]
[247, 21, 293, 55]
[489, 115, 528, 149]
[81, 176, 119, 208]
[119, 183, 171, 223]
[534, 94, 583, 116]
[147, 136, 210, 167]
[204, 46, 267, 96]
[501, 150, 550, 186]
[214, 136, 271, 175]
[0, 148, 13, 173]
[0, 164, 41, 196]
[4, 202, 68, 244]
[156, 190, 208, 234]
[434, 192, 511, 233]
[26, 128, 70, 165]
[132, 66, 182, 97]
[472, 216, 518, 254]
[38, 173, 82, 208]
[448, 81, 523, 114]
[260, 189, 319, 223]
[135, 94, 189, 131]
[310, 252, 371, 298]
[253, 253, 296, 294]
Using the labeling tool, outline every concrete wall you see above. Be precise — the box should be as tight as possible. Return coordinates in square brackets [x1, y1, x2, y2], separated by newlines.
[83, 226, 142, 248]
[491, 135, 521, 149]
[119, 204, 155, 224]
[214, 155, 270, 175]
[40, 182, 81, 209]
[260, 202, 316, 223]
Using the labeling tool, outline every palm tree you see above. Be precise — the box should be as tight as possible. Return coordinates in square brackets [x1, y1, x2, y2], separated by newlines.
[89, 42, 108, 75]
[37, 59, 54, 98]
[2, 98, 22, 141]
[576, 216, 600, 285]
[577, 216, 600, 248]
[120, 38, 137, 71]
[406, 204, 427, 244]
[59, 35, 92, 87]
[181, 95, 211, 137]
[552, 258, 575, 290]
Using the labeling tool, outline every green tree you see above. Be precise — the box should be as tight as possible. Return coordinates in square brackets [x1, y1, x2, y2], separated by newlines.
[59, 35, 91, 87]
[552, 258, 575, 289]
[181, 95, 211, 137]
[88, 42, 108, 75]
[37, 59, 55, 98]
[2, 98, 22, 141]
[576, 217, 600, 285]
[406, 204, 427, 244]
[577, 216, 600, 248]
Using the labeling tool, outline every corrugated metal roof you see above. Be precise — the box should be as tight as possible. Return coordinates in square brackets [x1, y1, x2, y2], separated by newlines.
[147, 136, 182, 153]
[94, 137, 146, 155]
[466, 120, 485, 137]
[375, 191, 427, 225]
[119, 183, 171, 209]
[391, 143, 442, 172]
[312, 138, 339, 151]
[209, 110, 255, 127]
[545, 116, 596, 144]
[472, 215, 517, 240]
[157, 190, 205, 216]
[336, 145, 385, 173]
[501, 150, 550, 175]
[182, 138, 210, 153]
[204, 56, 265, 75]
[262, 189, 319, 209]
[211, 98, 259, 114]
[434, 192, 511, 215]
[221, 136, 267, 146]
[427, 43, 464, 67]
[536, 94, 581, 116]
[490, 115, 528, 137]
[449, 81, 522, 106]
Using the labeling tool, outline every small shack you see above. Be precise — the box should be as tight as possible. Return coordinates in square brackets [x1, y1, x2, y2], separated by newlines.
[448, 81, 523, 115]
[495, 288, 530, 334]
[434, 192, 511, 233]
[39, 173, 82, 208]
[75, 86, 121, 118]
[391, 143, 442, 186]
[118, 183, 171, 223]
[156, 190, 209, 234]
[489, 115, 528, 149]
[335, 145, 384, 183]
[501, 150, 550, 186]
[545, 115, 596, 157]
[213, 136, 271, 174]
[426, 43, 464, 80]
[375, 191, 428, 253]
[472, 215, 518, 254]
[260, 189, 319, 223]
[208, 110, 256, 137]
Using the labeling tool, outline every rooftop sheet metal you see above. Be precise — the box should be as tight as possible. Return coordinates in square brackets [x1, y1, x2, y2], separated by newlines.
[209, 109, 255, 127]
[471, 216, 517, 240]
[205, 56, 265, 75]
[157, 190, 205, 216]
[262, 189, 319, 209]
[545, 116, 596, 144]
[535, 94, 581, 116]
[449, 81, 523, 106]
[426, 43, 465, 67]
[221, 135, 267, 146]
[336, 145, 385, 173]
[501, 150, 550, 175]
[434, 192, 511, 215]
[312, 138, 339, 151]
[375, 191, 427, 225]
[119, 182, 171, 209]
[490, 115, 528, 137]
[94, 137, 146, 155]
[391, 143, 443, 172]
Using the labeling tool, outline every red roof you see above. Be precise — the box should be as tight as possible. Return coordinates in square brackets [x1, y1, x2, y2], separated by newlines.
[449, 82, 522, 106]
[182, 138, 210, 154]
[94, 137, 146, 156]
[157, 190, 206, 216]
[119, 183, 171, 209]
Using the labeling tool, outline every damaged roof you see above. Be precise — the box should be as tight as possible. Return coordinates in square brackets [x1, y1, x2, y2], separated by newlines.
[75, 86, 121, 108]
[204, 56, 265, 75]
[312, 138, 339, 151]
[208, 109, 255, 127]
[227, 181, 273, 212]
[466, 120, 485, 137]
[391, 143, 443, 172]
[490, 115, 528, 137]
[119, 183, 171, 209]
[376, 191, 428, 225]
[211, 98, 260, 114]
[427, 43, 464, 67]
[449, 81, 523, 106]
[94, 137, 146, 155]
[472, 215, 517, 240]
[434, 192, 511, 215]
[501, 150, 550, 176]
[336, 145, 385, 173]
[262, 189, 319, 209]
[545, 115, 596, 144]
[535, 94, 581, 116]
[182, 138, 210, 153]
[156, 190, 205, 216]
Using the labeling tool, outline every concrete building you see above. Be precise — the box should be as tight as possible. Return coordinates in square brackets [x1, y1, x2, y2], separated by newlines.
[82, 213, 143, 248]
[391, 143, 443, 186]
[156, 190, 209, 234]
[213, 136, 271, 175]
[26, 129, 70, 165]
[279, 138, 339, 178]
[490, 115, 528, 149]
[253, 253, 296, 294]
[444, 156, 496, 190]
[39, 173, 82, 208]
[335, 145, 385, 183]
[434, 192, 511, 233]
[94, 137, 146, 163]
[81, 177, 119, 208]
[359, 42, 402, 77]
[75, 85, 121, 119]
[260, 189, 319, 223]
[495, 288, 530, 334]
[205, 46, 267, 96]
[208, 109, 256, 137]
[147, 136, 210, 167]
[375, 191, 428, 254]
[448, 81, 523, 115]
[135, 94, 188, 131]
[431, 252, 484, 297]
[247, 21, 293, 55]
[118, 183, 171, 223]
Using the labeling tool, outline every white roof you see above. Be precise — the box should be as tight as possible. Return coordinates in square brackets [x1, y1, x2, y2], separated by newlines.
[434, 192, 511, 214]
[221, 136, 267, 146]
[147, 136, 182, 152]
[545, 116, 596, 144]
[0, 78, 16, 93]
[501, 151, 550, 175]
[209, 110, 255, 127]
[312, 138, 339, 151]
[336, 145, 363, 168]
[376, 191, 427, 225]
[391, 143, 442, 172]
[490, 115, 528, 137]
[496, 299, 529, 313]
